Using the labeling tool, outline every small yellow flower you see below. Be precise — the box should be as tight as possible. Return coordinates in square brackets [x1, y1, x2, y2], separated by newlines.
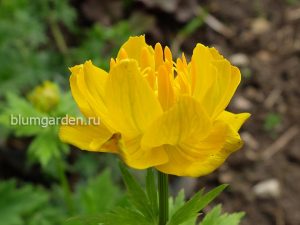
[28, 81, 60, 112]
[59, 35, 250, 177]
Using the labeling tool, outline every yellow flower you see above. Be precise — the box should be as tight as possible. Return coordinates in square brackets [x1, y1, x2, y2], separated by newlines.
[59, 35, 250, 177]
[28, 81, 60, 112]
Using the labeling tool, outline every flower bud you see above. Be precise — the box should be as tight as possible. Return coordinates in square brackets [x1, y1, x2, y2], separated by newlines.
[28, 81, 60, 112]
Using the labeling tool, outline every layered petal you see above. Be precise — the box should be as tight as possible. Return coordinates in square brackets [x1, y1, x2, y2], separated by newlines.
[156, 122, 227, 176]
[191, 44, 216, 102]
[175, 56, 191, 95]
[154, 43, 164, 70]
[118, 136, 168, 169]
[217, 111, 251, 131]
[201, 62, 241, 118]
[142, 96, 212, 149]
[156, 121, 244, 177]
[157, 65, 175, 111]
[191, 44, 241, 119]
[82, 60, 107, 106]
[105, 59, 163, 138]
[116, 35, 154, 69]
[69, 65, 95, 118]
[69, 61, 113, 129]
[59, 123, 115, 152]
[142, 95, 245, 177]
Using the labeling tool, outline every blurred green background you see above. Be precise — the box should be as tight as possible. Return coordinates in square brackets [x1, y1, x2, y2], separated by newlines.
[0, 0, 300, 225]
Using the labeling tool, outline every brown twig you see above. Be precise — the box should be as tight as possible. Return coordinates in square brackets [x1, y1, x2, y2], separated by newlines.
[204, 13, 235, 38]
[171, 6, 235, 54]
[262, 126, 299, 160]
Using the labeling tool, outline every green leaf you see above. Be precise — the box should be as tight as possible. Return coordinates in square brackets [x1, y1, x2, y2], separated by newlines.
[76, 170, 123, 214]
[26, 206, 65, 225]
[0, 180, 49, 225]
[169, 189, 185, 215]
[199, 205, 245, 225]
[119, 162, 155, 222]
[64, 170, 126, 225]
[0, 92, 45, 136]
[49, 0, 77, 31]
[65, 208, 153, 225]
[64, 214, 103, 225]
[169, 190, 196, 225]
[54, 91, 79, 117]
[28, 127, 69, 167]
[0, 92, 70, 168]
[99, 207, 153, 225]
[0, 0, 56, 96]
[146, 168, 158, 218]
[167, 184, 228, 225]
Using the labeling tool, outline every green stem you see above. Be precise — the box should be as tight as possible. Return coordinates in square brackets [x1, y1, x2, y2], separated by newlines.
[48, 14, 68, 56]
[158, 171, 169, 225]
[56, 157, 74, 215]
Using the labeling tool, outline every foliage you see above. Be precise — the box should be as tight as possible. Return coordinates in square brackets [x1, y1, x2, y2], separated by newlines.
[64, 170, 126, 225]
[0, 1, 141, 222]
[167, 185, 227, 225]
[168, 190, 196, 225]
[0, 90, 77, 168]
[75, 170, 124, 214]
[199, 205, 244, 225]
[0, 180, 64, 225]
[0, 170, 124, 225]
[69, 164, 244, 225]
[0, 0, 143, 96]
[0, 0, 76, 95]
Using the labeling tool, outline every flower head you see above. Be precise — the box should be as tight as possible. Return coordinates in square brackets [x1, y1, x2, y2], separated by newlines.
[59, 35, 250, 177]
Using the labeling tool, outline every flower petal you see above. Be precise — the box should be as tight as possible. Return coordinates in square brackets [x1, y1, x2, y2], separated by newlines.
[191, 44, 241, 119]
[191, 44, 216, 102]
[154, 43, 164, 70]
[118, 136, 168, 169]
[202, 63, 241, 118]
[142, 96, 212, 149]
[117, 35, 154, 69]
[69, 61, 113, 129]
[59, 124, 115, 152]
[106, 59, 163, 138]
[157, 65, 175, 111]
[82, 60, 107, 106]
[156, 121, 243, 177]
[155, 123, 225, 177]
[217, 111, 251, 131]
[69, 65, 95, 118]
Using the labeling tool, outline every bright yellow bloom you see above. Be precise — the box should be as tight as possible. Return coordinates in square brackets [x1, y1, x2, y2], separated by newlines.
[59, 35, 250, 177]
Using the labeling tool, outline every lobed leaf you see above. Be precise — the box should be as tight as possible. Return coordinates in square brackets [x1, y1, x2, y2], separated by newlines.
[119, 162, 156, 223]
[199, 204, 245, 225]
[167, 184, 228, 225]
